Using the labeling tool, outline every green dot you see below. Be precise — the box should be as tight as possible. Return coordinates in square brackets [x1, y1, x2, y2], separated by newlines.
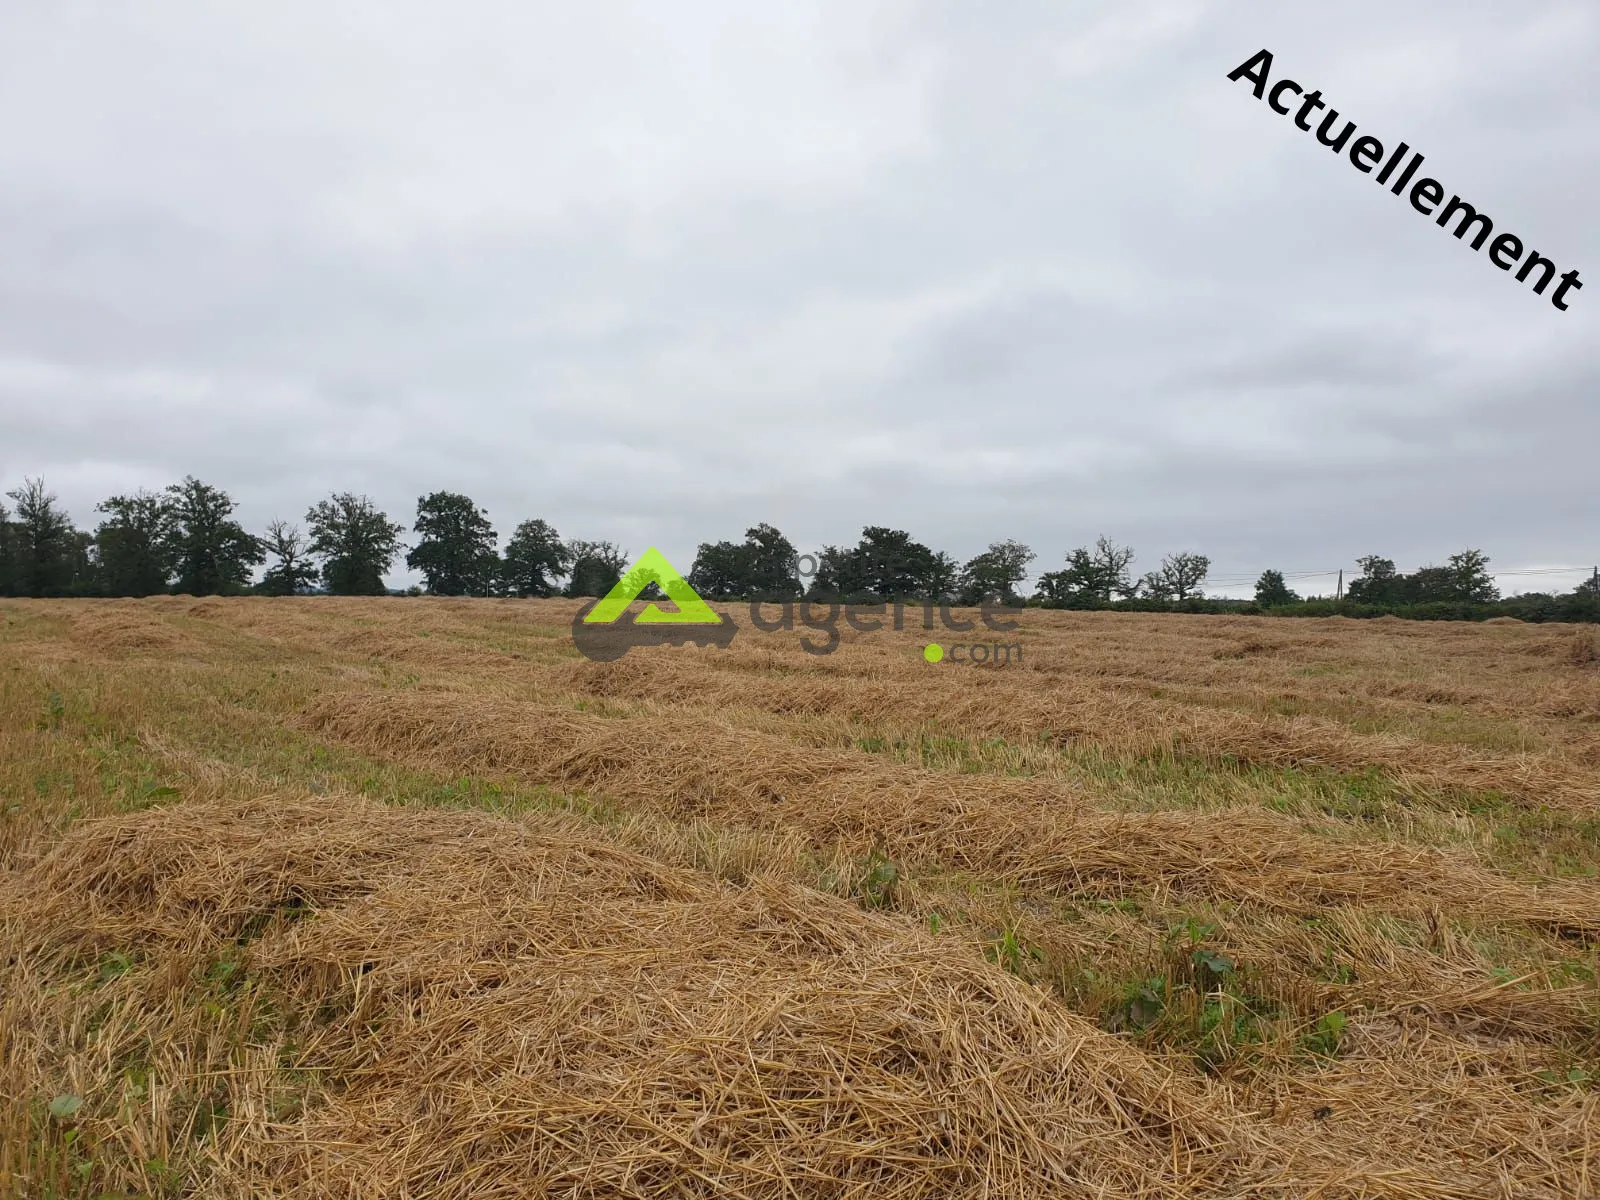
[923, 643, 944, 663]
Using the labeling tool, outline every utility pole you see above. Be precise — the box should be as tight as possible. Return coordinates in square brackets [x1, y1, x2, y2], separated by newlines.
[1336, 569, 1343, 602]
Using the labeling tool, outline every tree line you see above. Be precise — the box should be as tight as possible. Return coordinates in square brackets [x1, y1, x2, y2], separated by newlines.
[0, 477, 619, 600]
[0, 475, 1595, 623]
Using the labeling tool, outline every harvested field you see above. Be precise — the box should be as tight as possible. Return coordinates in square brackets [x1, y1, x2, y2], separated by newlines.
[2, 598, 1598, 1197]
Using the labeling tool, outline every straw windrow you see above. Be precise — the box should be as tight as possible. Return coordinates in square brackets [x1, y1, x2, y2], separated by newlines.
[2, 597, 1596, 1197]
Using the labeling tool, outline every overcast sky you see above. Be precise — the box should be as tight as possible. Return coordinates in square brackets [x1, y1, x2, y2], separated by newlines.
[1, 1, 1594, 596]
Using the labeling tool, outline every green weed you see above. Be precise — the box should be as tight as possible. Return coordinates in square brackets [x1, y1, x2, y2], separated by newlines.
[1303, 1011, 1347, 1059]
[986, 927, 1044, 977]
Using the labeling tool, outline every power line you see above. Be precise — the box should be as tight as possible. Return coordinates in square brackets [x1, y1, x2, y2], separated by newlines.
[1201, 565, 1594, 583]
[1203, 576, 1344, 588]
[1187, 563, 1598, 598]
[1492, 566, 1597, 576]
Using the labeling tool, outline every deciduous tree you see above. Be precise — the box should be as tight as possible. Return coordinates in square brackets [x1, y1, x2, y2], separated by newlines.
[1347, 550, 1498, 605]
[809, 527, 951, 600]
[259, 519, 320, 595]
[94, 490, 176, 597]
[5, 478, 78, 597]
[501, 518, 570, 597]
[1346, 556, 1399, 604]
[1034, 536, 1136, 606]
[1254, 569, 1299, 607]
[306, 493, 404, 595]
[1139, 551, 1210, 602]
[742, 523, 803, 599]
[565, 540, 629, 597]
[689, 523, 803, 600]
[164, 477, 262, 595]
[687, 538, 747, 599]
[0, 499, 13, 596]
[958, 540, 1036, 605]
[407, 491, 500, 596]
[1445, 549, 1498, 603]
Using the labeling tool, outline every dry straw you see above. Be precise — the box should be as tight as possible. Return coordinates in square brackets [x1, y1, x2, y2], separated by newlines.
[4, 598, 1597, 1197]
[7, 794, 1267, 1199]
[300, 690, 1600, 937]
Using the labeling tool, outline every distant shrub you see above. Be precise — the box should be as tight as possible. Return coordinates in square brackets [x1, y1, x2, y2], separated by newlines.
[1026, 593, 1599, 624]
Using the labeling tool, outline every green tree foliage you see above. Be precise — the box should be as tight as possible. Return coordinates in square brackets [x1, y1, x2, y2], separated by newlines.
[259, 519, 320, 596]
[501, 518, 570, 597]
[689, 523, 802, 600]
[1034, 536, 1136, 606]
[925, 550, 960, 602]
[163, 477, 263, 595]
[1576, 573, 1600, 599]
[957, 540, 1036, 606]
[1345, 556, 1399, 604]
[565, 540, 629, 597]
[809, 547, 848, 597]
[744, 522, 804, 599]
[811, 527, 952, 601]
[64, 529, 96, 594]
[687, 539, 746, 599]
[1347, 550, 1498, 605]
[0, 499, 15, 596]
[4, 478, 79, 597]
[93, 490, 177, 597]
[1254, 569, 1300, 607]
[407, 491, 500, 596]
[1443, 549, 1499, 603]
[1139, 551, 1210, 602]
[305, 493, 404, 595]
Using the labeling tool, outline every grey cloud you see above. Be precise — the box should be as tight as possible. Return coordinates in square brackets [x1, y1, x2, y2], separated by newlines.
[0, 0, 1594, 595]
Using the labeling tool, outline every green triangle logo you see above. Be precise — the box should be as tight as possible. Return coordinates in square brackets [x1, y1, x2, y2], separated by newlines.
[582, 548, 724, 625]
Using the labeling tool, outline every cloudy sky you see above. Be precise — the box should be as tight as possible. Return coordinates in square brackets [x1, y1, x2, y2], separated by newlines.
[1, 1, 1594, 596]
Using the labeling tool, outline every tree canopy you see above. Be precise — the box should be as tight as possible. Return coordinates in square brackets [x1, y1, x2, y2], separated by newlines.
[502, 518, 570, 597]
[259, 519, 320, 596]
[958, 540, 1036, 606]
[407, 491, 500, 596]
[810, 527, 955, 601]
[565, 540, 629, 598]
[6, 478, 79, 597]
[166, 477, 263, 595]
[689, 523, 802, 600]
[0, 499, 12, 597]
[1254, 569, 1299, 607]
[93, 490, 177, 597]
[1138, 552, 1210, 602]
[306, 493, 404, 595]
[0, 472, 1595, 623]
[1034, 537, 1136, 606]
[1347, 549, 1499, 604]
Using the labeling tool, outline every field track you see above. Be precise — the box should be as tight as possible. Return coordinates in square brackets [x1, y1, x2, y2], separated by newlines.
[3, 597, 1598, 1197]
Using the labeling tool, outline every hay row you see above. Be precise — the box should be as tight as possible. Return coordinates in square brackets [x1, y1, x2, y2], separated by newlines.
[53, 599, 1599, 793]
[4, 794, 1253, 1199]
[552, 653, 1600, 811]
[299, 691, 1600, 937]
[7, 793, 1591, 1198]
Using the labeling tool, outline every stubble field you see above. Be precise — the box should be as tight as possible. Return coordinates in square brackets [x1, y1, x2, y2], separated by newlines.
[1, 597, 1597, 1198]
